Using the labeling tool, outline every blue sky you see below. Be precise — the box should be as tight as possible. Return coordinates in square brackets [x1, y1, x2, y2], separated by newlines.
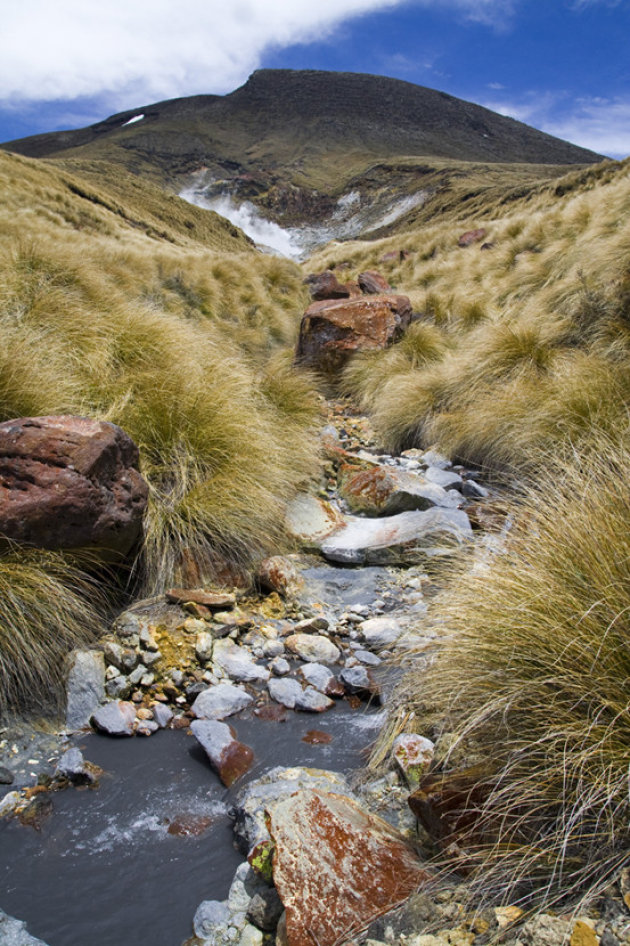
[1, 0, 629, 158]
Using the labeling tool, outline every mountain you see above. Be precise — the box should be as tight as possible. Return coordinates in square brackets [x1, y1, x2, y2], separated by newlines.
[2, 70, 604, 241]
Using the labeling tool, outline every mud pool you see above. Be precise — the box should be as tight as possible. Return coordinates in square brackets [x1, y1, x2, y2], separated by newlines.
[0, 702, 382, 946]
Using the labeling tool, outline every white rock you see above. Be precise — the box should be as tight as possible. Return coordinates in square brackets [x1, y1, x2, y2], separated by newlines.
[191, 683, 254, 720]
[91, 700, 136, 736]
[424, 466, 463, 489]
[295, 686, 334, 713]
[195, 632, 215, 663]
[268, 677, 303, 709]
[285, 633, 340, 665]
[359, 617, 403, 648]
[213, 639, 270, 683]
[321, 508, 472, 565]
[65, 650, 105, 730]
[270, 657, 291, 676]
[285, 494, 344, 548]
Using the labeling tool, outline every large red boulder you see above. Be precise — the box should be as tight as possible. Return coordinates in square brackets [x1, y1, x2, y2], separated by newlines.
[0, 415, 148, 559]
[295, 294, 412, 375]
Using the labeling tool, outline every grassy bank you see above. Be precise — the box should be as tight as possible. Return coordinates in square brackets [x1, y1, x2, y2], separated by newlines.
[0, 150, 318, 711]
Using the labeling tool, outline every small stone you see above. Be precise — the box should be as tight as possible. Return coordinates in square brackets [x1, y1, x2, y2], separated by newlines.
[105, 675, 132, 699]
[140, 673, 155, 687]
[105, 664, 120, 681]
[136, 720, 159, 736]
[340, 665, 380, 698]
[258, 556, 303, 598]
[392, 734, 435, 786]
[270, 657, 291, 676]
[461, 479, 489, 499]
[359, 617, 403, 648]
[213, 639, 271, 683]
[295, 686, 334, 713]
[268, 677, 304, 709]
[0, 792, 22, 818]
[55, 748, 100, 785]
[293, 617, 329, 634]
[152, 704, 174, 728]
[191, 683, 254, 720]
[246, 889, 285, 932]
[0, 765, 14, 785]
[424, 467, 463, 490]
[136, 707, 153, 720]
[195, 632, 215, 663]
[354, 650, 382, 666]
[285, 634, 340, 665]
[139, 626, 158, 651]
[420, 449, 452, 469]
[191, 719, 254, 787]
[170, 669, 184, 686]
[299, 663, 344, 697]
[102, 641, 124, 669]
[91, 700, 136, 736]
[142, 650, 161, 667]
[193, 900, 230, 939]
[128, 664, 147, 685]
[262, 639, 284, 658]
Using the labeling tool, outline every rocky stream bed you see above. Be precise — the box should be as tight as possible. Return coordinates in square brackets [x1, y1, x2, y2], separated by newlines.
[1, 401, 629, 946]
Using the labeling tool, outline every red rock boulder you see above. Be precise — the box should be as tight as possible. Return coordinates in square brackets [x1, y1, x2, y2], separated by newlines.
[0, 415, 147, 559]
[295, 294, 412, 375]
[358, 270, 392, 294]
[302, 271, 352, 301]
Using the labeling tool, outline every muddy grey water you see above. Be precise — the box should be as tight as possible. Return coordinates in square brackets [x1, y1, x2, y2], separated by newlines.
[0, 564, 392, 946]
[0, 704, 382, 946]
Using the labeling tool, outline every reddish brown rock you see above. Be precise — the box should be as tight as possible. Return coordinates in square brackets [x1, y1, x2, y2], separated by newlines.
[296, 294, 412, 375]
[257, 556, 303, 598]
[0, 415, 147, 558]
[380, 249, 410, 263]
[358, 270, 392, 294]
[269, 790, 431, 946]
[457, 228, 487, 247]
[408, 764, 490, 848]
[165, 588, 236, 609]
[190, 719, 254, 787]
[303, 271, 352, 301]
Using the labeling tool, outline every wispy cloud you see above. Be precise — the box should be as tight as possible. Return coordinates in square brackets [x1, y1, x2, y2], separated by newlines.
[0, 0, 514, 112]
[480, 90, 630, 159]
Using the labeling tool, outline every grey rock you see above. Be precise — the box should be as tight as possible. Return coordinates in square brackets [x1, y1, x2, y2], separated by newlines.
[420, 449, 452, 469]
[213, 640, 270, 683]
[128, 664, 147, 685]
[170, 669, 185, 686]
[0, 909, 50, 945]
[321, 507, 472, 565]
[246, 889, 284, 932]
[270, 657, 291, 676]
[293, 616, 329, 633]
[142, 650, 161, 667]
[152, 704, 174, 728]
[285, 633, 340, 664]
[261, 639, 284, 658]
[0, 792, 22, 818]
[232, 766, 352, 854]
[268, 677, 303, 709]
[424, 466, 463, 489]
[340, 665, 378, 696]
[461, 478, 489, 499]
[354, 649, 381, 666]
[359, 616, 402, 648]
[54, 748, 97, 784]
[294, 686, 334, 713]
[65, 649, 105, 730]
[0, 765, 14, 785]
[191, 683, 253, 720]
[102, 641, 124, 669]
[140, 672, 155, 687]
[91, 700, 136, 736]
[193, 900, 230, 939]
[112, 611, 143, 638]
[105, 675, 131, 699]
[139, 625, 158, 651]
[299, 663, 342, 696]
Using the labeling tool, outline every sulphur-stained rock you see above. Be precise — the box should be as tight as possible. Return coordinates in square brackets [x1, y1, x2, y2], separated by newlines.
[213, 639, 271, 683]
[165, 588, 236, 609]
[191, 683, 254, 720]
[257, 556, 303, 598]
[285, 494, 345, 549]
[303, 270, 352, 301]
[358, 270, 392, 294]
[269, 790, 431, 946]
[191, 719, 254, 787]
[339, 464, 460, 517]
[0, 415, 147, 558]
[393, 734, 435, 786]
[233, 766, 352, 856]
[90, 700, 136, 736]
[285, 633, 340, 665]
[295, 294, 412, 375]
[457, 227, 487, 247]
[321, 507, 472, 565]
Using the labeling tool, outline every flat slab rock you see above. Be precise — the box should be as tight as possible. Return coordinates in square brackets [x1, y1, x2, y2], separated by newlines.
[269, 789, 431, 946]
[320, 507, 472, 565]
[165, 588, 235, 609]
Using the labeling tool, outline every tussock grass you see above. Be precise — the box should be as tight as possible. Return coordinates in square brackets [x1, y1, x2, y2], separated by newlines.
[391, 435, 630, 907]
[313, 158, 630, 471]
[0, 549, 106, 715]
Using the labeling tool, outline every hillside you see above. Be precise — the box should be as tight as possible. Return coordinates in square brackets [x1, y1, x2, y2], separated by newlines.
[1, 70, 603, 236]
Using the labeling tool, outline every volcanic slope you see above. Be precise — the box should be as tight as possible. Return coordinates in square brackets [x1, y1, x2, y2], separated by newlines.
[2, 70, 604, 233]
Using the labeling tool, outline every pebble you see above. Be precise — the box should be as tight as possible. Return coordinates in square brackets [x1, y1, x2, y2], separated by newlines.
[270, 657, 291, 676]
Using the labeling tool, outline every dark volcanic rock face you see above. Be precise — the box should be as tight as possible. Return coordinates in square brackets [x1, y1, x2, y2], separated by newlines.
[0, 415, 148, 558]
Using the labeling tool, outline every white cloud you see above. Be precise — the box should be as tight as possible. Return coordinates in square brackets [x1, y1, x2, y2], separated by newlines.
[480, 91, 630, 160]
[0, 0, 516, 109]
